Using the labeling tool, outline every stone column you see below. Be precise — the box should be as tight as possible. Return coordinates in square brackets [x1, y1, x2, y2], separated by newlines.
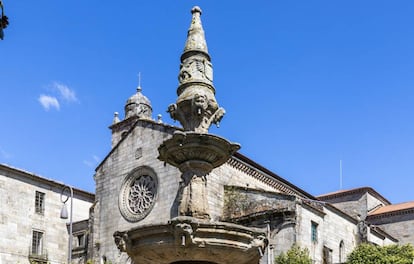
[178, 161, 213, 219]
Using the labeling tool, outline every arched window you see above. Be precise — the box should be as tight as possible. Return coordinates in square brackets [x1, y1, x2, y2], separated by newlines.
[339, 240, 345, 263]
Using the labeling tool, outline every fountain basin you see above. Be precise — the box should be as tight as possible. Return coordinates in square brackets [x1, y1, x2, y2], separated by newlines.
[158, 131, 240, 173]
[114, 216, 267, 264]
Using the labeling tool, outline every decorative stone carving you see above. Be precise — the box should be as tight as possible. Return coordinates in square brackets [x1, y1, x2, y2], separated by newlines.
[179, 56, 213, 84]
[173, 221, 195, 246]
[158, 131, 240, 219]
[357, 219, 368, 242]
[135, 147, 143, 160]
[168, 6, 225, 134]
[182, 6, 209, 58]
[160, 5, 241, 220]
[113, 231, 130, 253]
[114, 6, 269, 264]
[114, 216, 268, 264]
[119, 166, 158, 222]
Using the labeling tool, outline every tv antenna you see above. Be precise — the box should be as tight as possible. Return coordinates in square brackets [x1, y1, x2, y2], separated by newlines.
[339, 159, 343, 189]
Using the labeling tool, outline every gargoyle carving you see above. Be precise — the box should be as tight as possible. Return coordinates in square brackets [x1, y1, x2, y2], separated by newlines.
[113, 231, 130, 252]
[173, 222, 195, 246]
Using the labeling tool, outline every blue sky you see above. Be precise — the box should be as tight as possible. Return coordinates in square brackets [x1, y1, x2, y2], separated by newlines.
[1, 1, 413, 204]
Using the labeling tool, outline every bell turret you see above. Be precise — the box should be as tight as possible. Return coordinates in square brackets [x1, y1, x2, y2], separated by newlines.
[110, 82, 153, 148]
[124, 85, 152, 120]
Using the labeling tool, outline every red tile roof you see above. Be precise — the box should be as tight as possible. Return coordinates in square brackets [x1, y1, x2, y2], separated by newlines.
[369, 201, 414, 216]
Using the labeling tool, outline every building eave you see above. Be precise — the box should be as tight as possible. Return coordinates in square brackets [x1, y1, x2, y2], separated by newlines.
[96, 118, 180, 172]
[230, 152, 317, 200]
[0, 163, 95, 201]
[317, 186, 391, 205]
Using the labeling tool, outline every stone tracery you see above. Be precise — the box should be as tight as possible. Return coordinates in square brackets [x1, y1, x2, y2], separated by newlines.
[128, 175, 156, 215]
[119, 167, 158, 222]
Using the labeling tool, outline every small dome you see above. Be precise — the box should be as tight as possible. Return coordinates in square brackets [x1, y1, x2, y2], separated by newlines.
[124, 86, 152, 120]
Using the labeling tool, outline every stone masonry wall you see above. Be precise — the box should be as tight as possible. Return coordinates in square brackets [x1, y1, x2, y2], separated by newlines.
[0, 167, 92, 264]
[368, 213, 414, 245]
[93, 121, 181, 263]
[208, 162, 281, 221]
[321, 192, 366, 219]
[296, 204, 358, 264]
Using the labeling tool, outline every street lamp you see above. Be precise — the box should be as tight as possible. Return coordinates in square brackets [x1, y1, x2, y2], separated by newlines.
[60, 185, 73, 264]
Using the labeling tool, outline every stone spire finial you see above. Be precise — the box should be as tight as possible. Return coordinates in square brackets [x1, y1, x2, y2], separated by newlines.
[182, 6, 209, 61]
[168, 6, 225, 133]
[112, 112, 120, 124]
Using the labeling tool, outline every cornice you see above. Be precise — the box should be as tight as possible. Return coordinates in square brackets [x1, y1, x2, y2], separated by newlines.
[226, 153, 314, 200]
[317, 187, 391, 205]
[0, 163, 94, 201]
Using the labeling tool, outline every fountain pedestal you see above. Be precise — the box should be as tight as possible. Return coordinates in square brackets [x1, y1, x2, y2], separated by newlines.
[158, 131, 240, 219]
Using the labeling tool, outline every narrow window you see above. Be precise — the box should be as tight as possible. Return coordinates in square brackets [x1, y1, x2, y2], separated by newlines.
[311, 221, 318, 243]
[75, 233, 86, 248]
[35, 191, 45, 214]
[339, 240, 345, 263]
[32, 230, 44, 255]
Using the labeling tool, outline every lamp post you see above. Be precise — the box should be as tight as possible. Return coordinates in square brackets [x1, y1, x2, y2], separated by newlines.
[60, 185, 73, 264]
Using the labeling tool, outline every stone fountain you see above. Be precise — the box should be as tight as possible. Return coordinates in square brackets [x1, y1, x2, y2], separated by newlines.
[114, 7, 267, 264]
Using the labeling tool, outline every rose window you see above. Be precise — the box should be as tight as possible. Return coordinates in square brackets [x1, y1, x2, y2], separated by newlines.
[119, 166, 158, 222]
[128, 175, 156, 214]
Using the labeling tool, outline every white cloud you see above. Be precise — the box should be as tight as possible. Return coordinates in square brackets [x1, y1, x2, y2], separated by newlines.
[52, 82, 78, 103]
[83, 160, 94, 167]
[93, 155, 100, 163]
[83, 155, 100, 168]
[38, 82, 79, 111]
[38, 94, 60, 111]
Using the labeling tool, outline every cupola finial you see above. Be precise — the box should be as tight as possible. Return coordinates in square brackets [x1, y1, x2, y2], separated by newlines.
[137, 72, 142, 93]
[125, 73, 152, 120]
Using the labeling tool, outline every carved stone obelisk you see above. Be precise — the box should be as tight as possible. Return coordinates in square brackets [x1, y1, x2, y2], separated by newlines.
[159, 6, 240, 219]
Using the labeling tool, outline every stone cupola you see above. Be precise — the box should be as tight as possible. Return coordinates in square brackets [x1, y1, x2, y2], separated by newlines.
[109, 83, 153, 147]
[124, 85, 152, 120]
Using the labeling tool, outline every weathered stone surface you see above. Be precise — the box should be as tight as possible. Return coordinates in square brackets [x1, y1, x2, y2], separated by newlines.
[222, 186, 296, 220]
[158, 129, 239, 219]
[0, 165, 93, 264]
[114, 216, 267, 264]
[168, 6, 224, 134]
[93, 119, 181, 263]
[368, 211, 414, 245]
[158, 132, 240, 173]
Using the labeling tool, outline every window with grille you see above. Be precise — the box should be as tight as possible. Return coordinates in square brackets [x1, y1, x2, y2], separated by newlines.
[32, 230, 43, 255]
[35, 191, 45, 214]
[311, 221, 318, 243]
